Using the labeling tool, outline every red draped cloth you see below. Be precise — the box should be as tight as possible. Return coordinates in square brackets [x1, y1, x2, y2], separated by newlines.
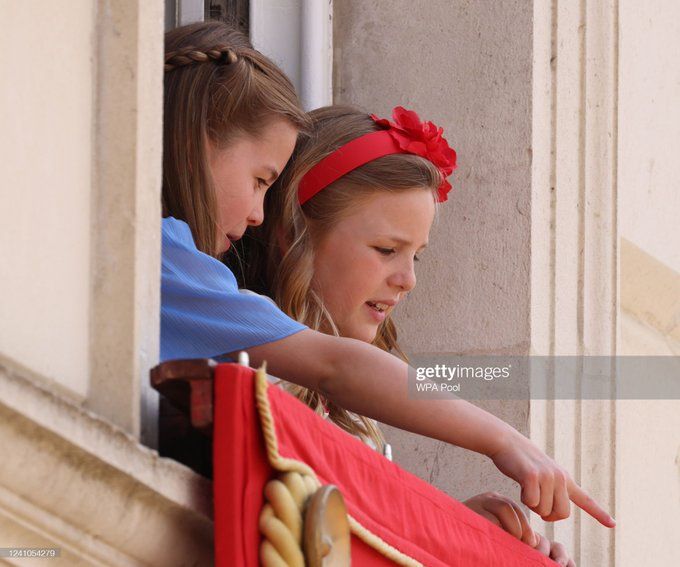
[213, 363, 557, 566]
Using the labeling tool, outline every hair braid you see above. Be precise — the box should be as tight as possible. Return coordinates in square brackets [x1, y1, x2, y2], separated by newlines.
[164, 45, 239, 72]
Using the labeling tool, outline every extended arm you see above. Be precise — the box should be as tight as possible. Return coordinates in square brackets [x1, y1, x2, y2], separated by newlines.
[242, 329, 615, 528]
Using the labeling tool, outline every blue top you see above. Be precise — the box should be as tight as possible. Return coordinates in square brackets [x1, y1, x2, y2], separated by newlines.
[160, 217, 306, 361]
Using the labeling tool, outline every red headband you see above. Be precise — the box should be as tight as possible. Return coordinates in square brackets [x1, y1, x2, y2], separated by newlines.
[298, 106, 457, 205]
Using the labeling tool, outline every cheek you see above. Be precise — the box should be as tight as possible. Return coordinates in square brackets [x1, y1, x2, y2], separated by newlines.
[313, 251, 356, 306]
[314, 260, 352, 306]
[321, 252, 384, 309]
[217, 204, 236, 231]
[218, 193, 252, 227]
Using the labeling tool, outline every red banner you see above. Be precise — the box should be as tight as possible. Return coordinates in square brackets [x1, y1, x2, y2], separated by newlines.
[213, 363, 557, 566]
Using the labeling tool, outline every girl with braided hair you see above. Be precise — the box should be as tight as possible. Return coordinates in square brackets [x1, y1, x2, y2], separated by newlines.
[160, 22, 613, 541]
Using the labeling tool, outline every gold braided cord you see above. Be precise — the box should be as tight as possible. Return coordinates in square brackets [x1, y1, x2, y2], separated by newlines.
[254, 365, 423, 567]
[266, 479, 303, 540]
[260, 539, 289, 567]
[259, 474, 316, 566]
[259, 497, 305, 566]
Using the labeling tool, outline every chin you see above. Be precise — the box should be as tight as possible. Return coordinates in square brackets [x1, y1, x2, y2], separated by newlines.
[345, 325, 379, 345]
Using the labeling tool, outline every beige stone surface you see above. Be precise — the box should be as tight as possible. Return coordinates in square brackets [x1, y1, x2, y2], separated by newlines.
[616, 322, 680, 567]
[0, 1, 95, 398]
[621, 237, 680, 344]
[0, 1, 163, 439]
[615, 3, 680, 563]
[618, 0, 680, 273]
[0, 3, 179, 564]
[87, 0, 164, 440]
[0, 358, 213, 566]
[617, 246, 680, 566]
[335, 3, 678, 566]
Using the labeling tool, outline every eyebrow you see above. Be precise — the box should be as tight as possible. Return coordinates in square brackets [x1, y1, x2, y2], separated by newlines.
[377, 235, 429, 250]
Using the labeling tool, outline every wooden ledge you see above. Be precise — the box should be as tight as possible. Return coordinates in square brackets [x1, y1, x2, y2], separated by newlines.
[151, 359, 217, 437]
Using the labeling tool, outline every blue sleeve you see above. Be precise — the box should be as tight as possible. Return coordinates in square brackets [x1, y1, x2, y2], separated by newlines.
[160, 217, 306, 362]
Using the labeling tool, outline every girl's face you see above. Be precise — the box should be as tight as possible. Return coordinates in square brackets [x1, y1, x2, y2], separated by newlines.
[311, 189, 435, 343]
[208, 119, 298, 254]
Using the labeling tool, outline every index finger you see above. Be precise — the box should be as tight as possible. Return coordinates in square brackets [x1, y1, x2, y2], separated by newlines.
[568, 481, 616, 527]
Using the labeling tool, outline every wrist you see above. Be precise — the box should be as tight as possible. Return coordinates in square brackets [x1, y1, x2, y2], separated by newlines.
[483, 421, 522, 458]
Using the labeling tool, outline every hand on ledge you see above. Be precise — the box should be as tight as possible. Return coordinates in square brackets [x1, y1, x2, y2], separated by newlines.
[463, 492, 576, 566]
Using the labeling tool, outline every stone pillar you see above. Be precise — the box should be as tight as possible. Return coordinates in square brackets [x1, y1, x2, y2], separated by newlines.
[89, 0, 164, 442]
[531, 1, 618, 563]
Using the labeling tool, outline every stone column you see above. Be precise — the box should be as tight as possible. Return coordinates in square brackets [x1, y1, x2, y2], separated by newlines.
[531, 1, 618, 564]
[88, 0, 164, 442]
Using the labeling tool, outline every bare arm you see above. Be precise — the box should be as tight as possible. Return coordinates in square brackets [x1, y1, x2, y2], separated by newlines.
[239, 329, 615, 528]
[245, 330, 505, 454]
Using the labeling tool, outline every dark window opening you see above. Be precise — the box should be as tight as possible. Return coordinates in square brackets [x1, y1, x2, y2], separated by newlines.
[205, 0, 249, 34]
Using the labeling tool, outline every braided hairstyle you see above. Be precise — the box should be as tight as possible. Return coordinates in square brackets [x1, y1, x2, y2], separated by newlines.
[163, 21, 311, 256]
[164, 45, 239, 71]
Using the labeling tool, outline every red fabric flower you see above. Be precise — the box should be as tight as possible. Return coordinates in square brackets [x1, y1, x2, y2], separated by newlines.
[371, 106, 457, 202]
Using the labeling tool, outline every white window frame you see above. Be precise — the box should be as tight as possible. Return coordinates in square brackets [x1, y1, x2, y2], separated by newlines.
[250, 0, 332, 111]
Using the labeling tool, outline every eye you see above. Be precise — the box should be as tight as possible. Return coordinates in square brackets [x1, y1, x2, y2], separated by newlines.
[414, 254, 421, 262]
[374, 247, 396, 256]
[256, 178, 268, 189]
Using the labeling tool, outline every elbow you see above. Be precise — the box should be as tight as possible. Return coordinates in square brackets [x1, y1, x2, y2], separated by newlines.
[313, 334, 354, 403]
[315, 356, 340, 402]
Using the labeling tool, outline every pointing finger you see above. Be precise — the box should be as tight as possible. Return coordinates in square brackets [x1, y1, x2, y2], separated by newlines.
[568, 480, 616, 528]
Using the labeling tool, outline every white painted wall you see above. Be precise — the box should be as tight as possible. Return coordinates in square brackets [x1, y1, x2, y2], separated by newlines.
[0, 1, 94, 398]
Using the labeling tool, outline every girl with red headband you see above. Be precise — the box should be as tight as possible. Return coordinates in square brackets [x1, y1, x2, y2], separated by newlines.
[240, 104, 577, 563]
[161, 22, 613, 543]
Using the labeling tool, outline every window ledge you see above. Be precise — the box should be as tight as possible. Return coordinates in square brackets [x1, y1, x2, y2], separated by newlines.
[0, 357, 213, 565]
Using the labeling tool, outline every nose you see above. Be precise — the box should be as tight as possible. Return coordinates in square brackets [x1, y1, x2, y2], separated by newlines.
[388, 258, 417, 293]
[247, 193, 265, 227]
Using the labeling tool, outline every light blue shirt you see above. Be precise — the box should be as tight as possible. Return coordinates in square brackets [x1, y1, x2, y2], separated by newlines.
[160, 217, 306, 361]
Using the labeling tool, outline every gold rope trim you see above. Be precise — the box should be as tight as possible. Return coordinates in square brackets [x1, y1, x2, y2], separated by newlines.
[254, 364, 423, 567]
[259, 472, 314, 566]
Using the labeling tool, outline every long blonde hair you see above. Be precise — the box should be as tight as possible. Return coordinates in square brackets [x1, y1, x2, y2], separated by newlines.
[162, 21, 311, 257]
[243, 106, 442, 448]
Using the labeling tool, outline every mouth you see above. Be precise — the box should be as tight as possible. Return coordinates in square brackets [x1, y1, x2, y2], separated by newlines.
[366, 301, 391, 313]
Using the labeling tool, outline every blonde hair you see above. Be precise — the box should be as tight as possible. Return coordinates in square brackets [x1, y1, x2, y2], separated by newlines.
[244, 105, 442, 448]
[162, 21, 311, 257]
